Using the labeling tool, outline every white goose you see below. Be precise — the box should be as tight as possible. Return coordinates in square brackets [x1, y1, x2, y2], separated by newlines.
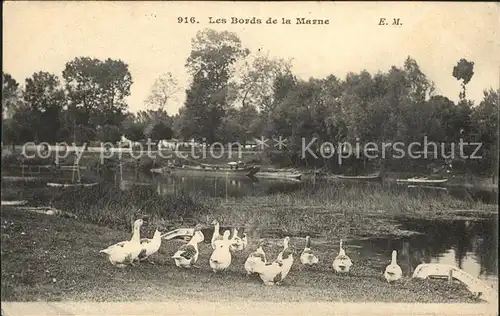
[209, 230, 232, 273]
[300, 236, 319, 267]
[254, 256, 286, 286]
[172, 229, 204, 268]
[244, 239, 268, 276]
[276, 236, 294, 282]
[332, 239, 353, 273]
[136, 228, 162, 264]
[211, 219, 222, 249]
[99, 219, 144, 268]
[384, 250, 403, 282]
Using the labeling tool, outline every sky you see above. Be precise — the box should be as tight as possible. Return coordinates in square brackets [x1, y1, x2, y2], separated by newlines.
[3, 2, 499, 115]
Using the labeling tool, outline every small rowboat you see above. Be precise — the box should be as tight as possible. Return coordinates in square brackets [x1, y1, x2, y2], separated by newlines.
[413, 263, 497, 304]
[172, 165, 260, 177]
[58, 165, 88, 171]
[397, 177, 448, 184]
[1, 176, 41, 182]
[47, 182, 99, 188]
[14, 206, 78, 219]
[248, 175, 302, 183]
[12, 164, 54, 170]
[1, 200, 28, 206]
[254, 172, 302, 180]
[336, 173, 381, 181]
[408, 185, 448, 191]
[150, 166, 173, 174]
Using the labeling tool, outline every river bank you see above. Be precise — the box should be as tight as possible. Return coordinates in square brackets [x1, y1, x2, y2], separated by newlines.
[1, 167, 497, 303]
[1, 180, 497, 240]
[0, 208, 483, 303]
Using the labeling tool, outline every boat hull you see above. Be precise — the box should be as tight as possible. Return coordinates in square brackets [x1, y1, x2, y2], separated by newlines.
[335, 174, 381, 181]
[168, 165, 260, 177]
[412, 263, 497, 304]
[1, 200, 28, 206]
[47, 182, 99, 188]
[397, 178, 448, 184]
[254, 172, 302, 180]
[408, 185, 448, 191]
[1, 176, 44, 182]
[151, 166, 174, 174]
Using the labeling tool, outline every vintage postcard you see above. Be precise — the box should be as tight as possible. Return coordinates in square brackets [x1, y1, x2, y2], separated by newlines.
[1, 1, 498, 315]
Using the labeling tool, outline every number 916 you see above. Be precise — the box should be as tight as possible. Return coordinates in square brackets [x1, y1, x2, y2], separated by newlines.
[178, 17, 197, 24]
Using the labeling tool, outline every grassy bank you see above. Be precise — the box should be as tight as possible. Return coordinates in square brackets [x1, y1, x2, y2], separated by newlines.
[1, 208, 479, 302]
[1, 184, 214, 233]
[1, 180, 496, 240]
[211, 182, 497, 239]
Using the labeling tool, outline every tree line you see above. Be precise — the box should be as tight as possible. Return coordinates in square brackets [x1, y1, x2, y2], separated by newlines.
[2, 29, 498, 177]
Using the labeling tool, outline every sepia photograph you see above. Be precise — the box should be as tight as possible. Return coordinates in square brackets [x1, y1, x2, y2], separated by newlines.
[1, 1, 499, 315]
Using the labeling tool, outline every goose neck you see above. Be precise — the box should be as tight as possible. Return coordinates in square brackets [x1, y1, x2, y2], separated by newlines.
[305, 237, 311, 249]
[283, 238, 289, 249]
[131, 226, 141, 243]
[391, 251, 397, 264]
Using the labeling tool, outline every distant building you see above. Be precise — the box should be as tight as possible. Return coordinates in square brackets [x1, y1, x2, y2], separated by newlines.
[118, 135, 141, 148]
[157, 138, 203, 150]
[243, 141, 258, 149]
[158, 138, 180, 150]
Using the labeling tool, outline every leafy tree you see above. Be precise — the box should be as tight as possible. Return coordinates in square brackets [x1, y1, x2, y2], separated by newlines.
[60, 105, 95, 143]
[340, 59, 435, 144]
[340, 70, 377, 142]
[452, 59, 474, 100]
[237, 102, 261, 142]
[2, 72, 20, 119]
[260, 72, 299, 140]
[5, 103, 35, 144]
[148, 122, 173, 141]
[96, 124, 122, 143]
[121, 109, 175, 142]
[145, 72, 179, 110]
[217, 107, 246, 143]
[136, 109, 173, 139]
[180, 29, 249, 143]
[318, 75, 347, 144]
[235, 53, 292, 110]
[62, 57, 132, 138]
[403, 99, 445, 143]
[22, 71, 65, 142]
[427, 95, 471, 142]
[122, 114, 145, 142]
[170, 113, 182, 139]
[124, 125, 144, 142]
[403, 56, 435, 103]
[471, 88, 499, 179]
[63, 57, 101, 115]
[2, 119, 17, 148]
[267, 78, 321, 159]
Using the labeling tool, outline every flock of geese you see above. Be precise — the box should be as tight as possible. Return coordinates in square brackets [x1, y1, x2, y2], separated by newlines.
[99, 218, 403, 286]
